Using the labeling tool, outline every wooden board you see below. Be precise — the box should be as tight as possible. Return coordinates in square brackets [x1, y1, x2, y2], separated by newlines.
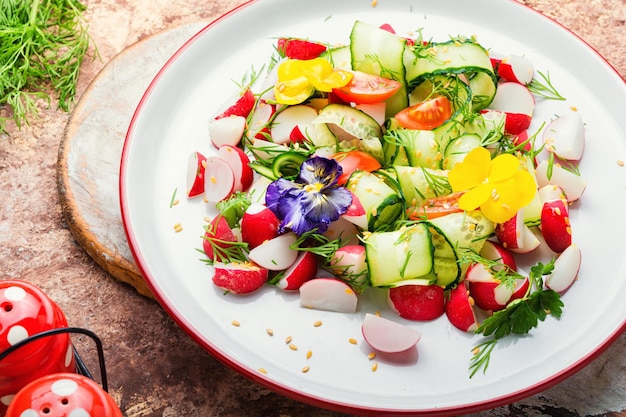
[57, 23, 206, 298]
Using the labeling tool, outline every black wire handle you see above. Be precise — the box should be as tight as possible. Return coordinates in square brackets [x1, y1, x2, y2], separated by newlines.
[0, 327, 109, 392]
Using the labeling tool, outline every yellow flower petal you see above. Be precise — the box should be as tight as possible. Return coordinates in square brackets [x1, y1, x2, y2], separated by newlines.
[449, 147, 491, 191]
[299, 58, 352, 91]
[458, 184, 491, 211]
[512, 169, 537, 207]
[488, 153, 521, 183]
[275, 76, 315, 105]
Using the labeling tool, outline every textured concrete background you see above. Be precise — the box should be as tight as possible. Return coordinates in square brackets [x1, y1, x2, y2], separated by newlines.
[1, 0, 625, 416]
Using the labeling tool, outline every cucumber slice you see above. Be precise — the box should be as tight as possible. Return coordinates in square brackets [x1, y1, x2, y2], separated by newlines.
[393, 165, 450, 208]
[321, 45, 352, 70]
[427, 210, 494, 256]
[349, 20, 408, 117]
[364, 223, 434, 287]
[442, 133, 481, 170]
[346, 170, 403, 231]
[314, 103, 384, 162]
[384, 128, 441, 169]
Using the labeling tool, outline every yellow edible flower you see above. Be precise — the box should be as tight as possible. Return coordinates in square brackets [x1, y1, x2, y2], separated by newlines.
[448, 147, 536, 224]
[274, 58, 353, 105]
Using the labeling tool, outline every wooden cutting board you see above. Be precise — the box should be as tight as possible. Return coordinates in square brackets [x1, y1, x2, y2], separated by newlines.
[57, 23, 205, 298]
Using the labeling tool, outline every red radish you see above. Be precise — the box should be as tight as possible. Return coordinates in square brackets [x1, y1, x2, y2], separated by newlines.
[535, 159, 587, 202]
[186, 151, 207, 198]
[275, 251, 319, 291]
[240, 203, 281, 249]
[322, 217, 361, 246]
[541, 198, 572, 253]
[387, 282, 445, 321]
[361, 313, 422, 353]
[465, 263, 513, 312]
[355, 102, 386, 126]
[329, 245, 368, 288]
[546, 243, 581, 293]
[299, 278, 358, 313]
[202, 216, 238, 262]
[543, 112, 585, 161]
[209, 115, 246, 148]
[217, 144, 254, 192]
[212, 262, 268, 294]
[497, 55, 535, 85]
[203, 156, 235, 202]
[341, 192, 367, 229]
[246, 100, 275, 141]
[214, 88, 256, 120]
[479, 240, 517, 272]
[489, 50, 505, 71]
[248, 232, 299, 271]
[487, 82, 535, 135]
[509, 275, 530, 302]
[270, 105, 318, 144]
[445, 282, 479, 332]
[495, 210, 525, 250]
[510, 225, 541, 254]
[512, 130, 531, 153]
[277, 38, 327, 60]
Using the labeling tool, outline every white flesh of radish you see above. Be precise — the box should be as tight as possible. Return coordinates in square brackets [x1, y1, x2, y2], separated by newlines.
[299, 278, 358, 313]
[271, 105, 318, 144]
[217, 145, 253, 192]
[248, 232, 298, 271]
[246, 101, 274, 141]
[535, 159, 588, 202]
[465, 262, 496, 283]
[543, 112, 585, 161]
[247, 176, 272, 204]
[361, 313, 422, 353]
[510, 225, 541, 254]
[546, 243, 581, 293]
[208, 115, 246, 148]
[499, 55, 535, 85]
[203, 156, 235, 202]
[538, 184, 566, 203]
[488, 82, 535, 116]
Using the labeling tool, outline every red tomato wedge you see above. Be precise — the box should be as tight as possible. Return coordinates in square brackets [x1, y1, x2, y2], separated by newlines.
[395, 96, 453, 130]
[331, 150, 381, 185]
[332, 71, 402, 104]
[407, 192, 464, 220]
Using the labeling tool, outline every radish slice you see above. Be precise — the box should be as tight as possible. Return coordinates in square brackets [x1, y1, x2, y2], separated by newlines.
[535, 159, 587, 202]
[445, 283, 479, 332]
[546, 243, 581, 293]
[361, 313, 422, 353]
[543, 112, 585, 161]
[248, 232, 298, 271]
[510, 225, 541, 254]
[271, 105, 318, 144]
[212, 262, 268, 294]
[203, 156, 235, 202]
[497, 55, 535, 85]
[209, 115, 246, 148]
[186, 151, 207, 198]
[246, 100, 275, 141]
[299, 278, 358, 313]
[217, 144, 254, 192]
[489, 82, 535, 116]
[276, 251, 318, 291]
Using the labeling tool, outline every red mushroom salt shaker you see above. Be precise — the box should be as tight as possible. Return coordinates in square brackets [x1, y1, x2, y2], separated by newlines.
[5, 373, 122, 417]
[0, 280, 76, 415]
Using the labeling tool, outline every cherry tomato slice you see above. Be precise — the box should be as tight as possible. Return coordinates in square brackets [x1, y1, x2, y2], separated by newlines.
[395, 96, 453, 130]
[331, 150, 382, 185]
[407, 192, 464, 220]
[332, 71, 402, 104]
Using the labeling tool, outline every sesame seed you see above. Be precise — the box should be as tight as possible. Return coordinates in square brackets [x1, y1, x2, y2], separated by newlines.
[371, 362, 378, 372]
[301, 366, 310, 373]
[173, 223, 183, 233]
[210, 176, 217, 184]
[306, 350, 313, 359]
[313, 320, 322, 327]
[266, 329, 274, 336]
[172, 199, 180, 206]
[258, 368, 267, 374]
[285, 336, 293, 344]
[367, 352, 376, 360]
[618, 160, 625, 167]
[231, 320, 240, 327]
[289, 343, 298, 351]
[349, 338, 358, 345]
[472, 347, 480, 355]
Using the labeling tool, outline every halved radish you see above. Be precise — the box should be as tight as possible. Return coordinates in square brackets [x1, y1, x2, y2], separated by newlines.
[387, 282, 445, 321]
[497, 55, 535, 85]
[535, 159, 587, 202]
[361, 313, 422, 353]
[270, 104, 318, 144]
[546, 243, 581, 293]
[203, 156, 235, 202]
[541, 198, 572, 253]
[275, 251, 319, 291]
[510, 225, 541, 254]
[465, 262, 513, 312]
[209, 115, 246, 148]
[217, 144, 254, 192]
[329, 245, 368, 288]
[538, 184, 567, 204]
[186, 151, 207, 198]
[445, 282, 479, 332]
[341, 191, 367, 229]
[213, 261, 268, 294]
[495, 210, 525, 250]
[214, 88, 256, 120]
[248, 175, 272, 204]
[479, 240, 517, 272]
[248, 232, 298, 271]
[246, 100, 275, 141]
[240, 203, 281, 249]
[487, 82, 535, 135]
[543, 111, 585, 161]
[202, 216, 238, 262]
[299, 278, 358, 313]
[322, 216, 360, 246]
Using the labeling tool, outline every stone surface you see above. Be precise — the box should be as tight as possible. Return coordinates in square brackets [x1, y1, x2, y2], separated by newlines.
[1, 0, 625, 416]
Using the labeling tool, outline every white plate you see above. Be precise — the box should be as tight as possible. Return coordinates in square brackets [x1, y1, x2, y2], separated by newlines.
[120, 0, 626, 414]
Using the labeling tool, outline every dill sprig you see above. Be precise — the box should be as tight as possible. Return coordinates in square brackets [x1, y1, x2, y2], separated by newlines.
[528, 70, 566, 101]
[0, 0, 95, 133]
